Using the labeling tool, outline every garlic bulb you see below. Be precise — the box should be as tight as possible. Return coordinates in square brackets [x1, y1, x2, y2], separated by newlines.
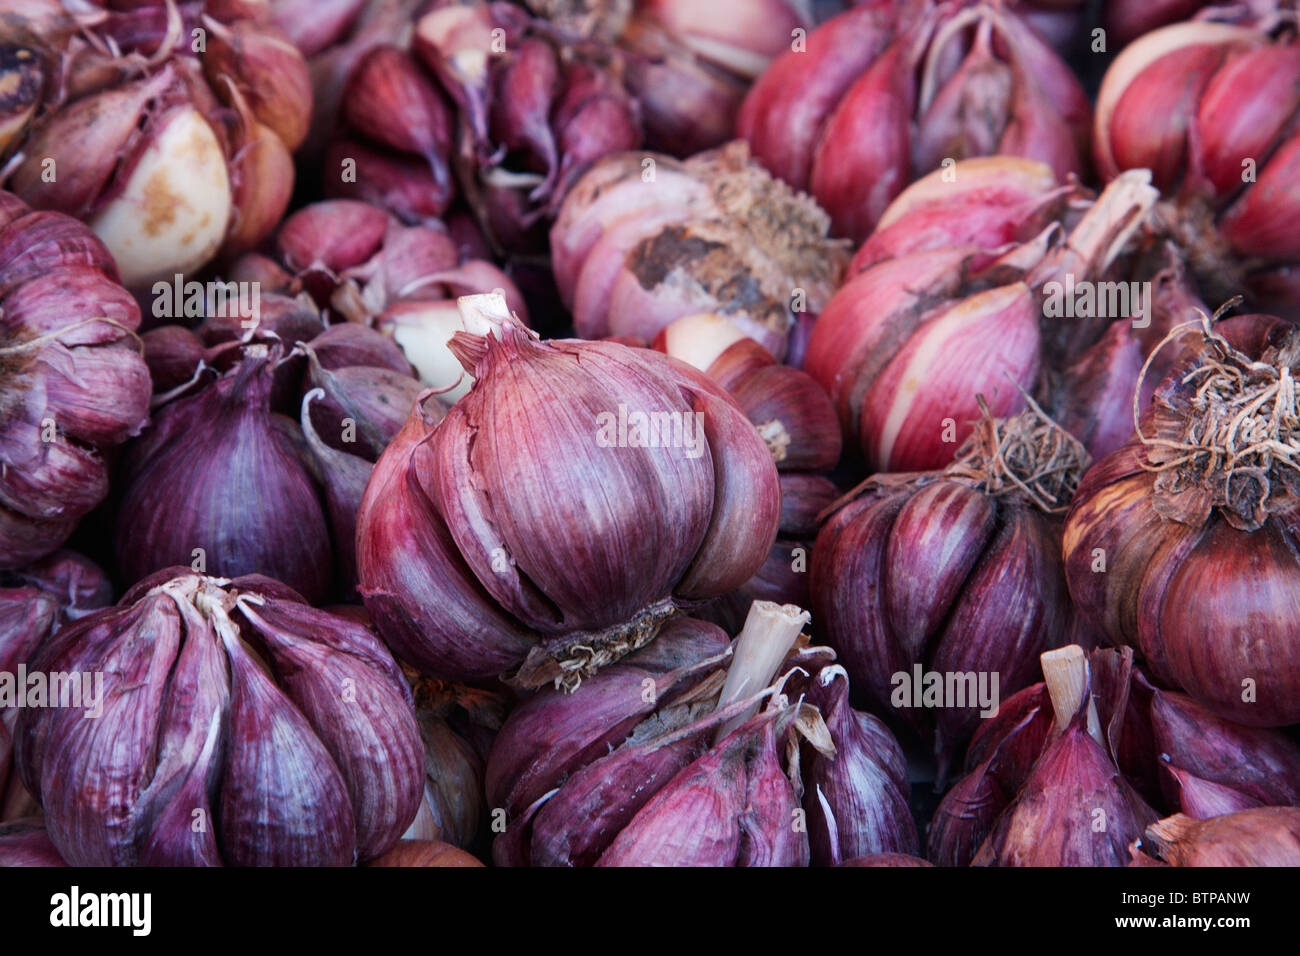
[813, 400, 1087, 773]
[14, 571, 423, 866]
[1, 1, 310, 285]
[0, 193, 151, 568]
[357, 294, 780, 687]
[552, 144, 847, 361]
[1064, 312, 1300, 726]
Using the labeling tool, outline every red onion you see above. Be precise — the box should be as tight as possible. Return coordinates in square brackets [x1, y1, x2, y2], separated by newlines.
[738, 0, 1091, 241]
[812, 400, 1089, 775]
[0, 193, 151, 568]
[1064, 311, 1300, 726]
[552, 144, 848, 361]
[1, 1, 310, 286]
[806, 160, 1158, 471]
[1094, 10, 1300, 312]
[14, 570, 423, 866]
[357, 293, 781, 688]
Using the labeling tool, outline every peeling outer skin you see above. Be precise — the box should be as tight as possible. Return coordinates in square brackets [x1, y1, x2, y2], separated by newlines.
[851, 157, 1068, 274]
[805, 668, 916, 864]
[506, 596, 681, 692]
[1150, 686, 1300, 809]
[594, 699, 803, 867]
[803, 247, 974, 439]
[487, 643, 731, 816]
[555, 142, 846, 357]
[612, 225, 792, 358]
[1130, 807, 1300, 866]
[356, 401, 537, 681]
[0, 199, 149, 568]
[571, 205, 700, 339]
[549, 152, 702, 304]
[930, 681, 1057, 866]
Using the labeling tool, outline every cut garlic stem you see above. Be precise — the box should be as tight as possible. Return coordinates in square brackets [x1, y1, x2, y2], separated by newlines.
[1041, 644, 1104, 745]
[715, 601, 810, 740]
[457, 291, 513, 336]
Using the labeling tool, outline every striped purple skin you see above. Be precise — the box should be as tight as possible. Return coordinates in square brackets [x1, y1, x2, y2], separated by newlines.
[813, 476, 1070, 773]
[114, 349, 334, 604]
[13, 573, 422, 867]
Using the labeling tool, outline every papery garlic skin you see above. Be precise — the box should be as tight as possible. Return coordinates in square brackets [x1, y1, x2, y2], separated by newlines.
[739, 1, 1090, 241]
[484, 604, 820, 868]
[552, 143, 847, 361]
[13, 571, 423, 867]
[1094, 18, 1300, 310]
[358, 298, 779, 687]
[0, 552, 112, 823]
[807, 160, 1157, 471]
[115, 347, 334, 603]
[2, 2, 311, 286]
[1130, 808, 1300, 867]
[1064, 315, 1300, 727]
[0, 194, 151, 568]
[812, 404, 1088, 773]
[366, 840, 484, 867]
[804, 666, 918, 865]
[972, 718, 1158, 866]
[271, 200, 527, 402]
